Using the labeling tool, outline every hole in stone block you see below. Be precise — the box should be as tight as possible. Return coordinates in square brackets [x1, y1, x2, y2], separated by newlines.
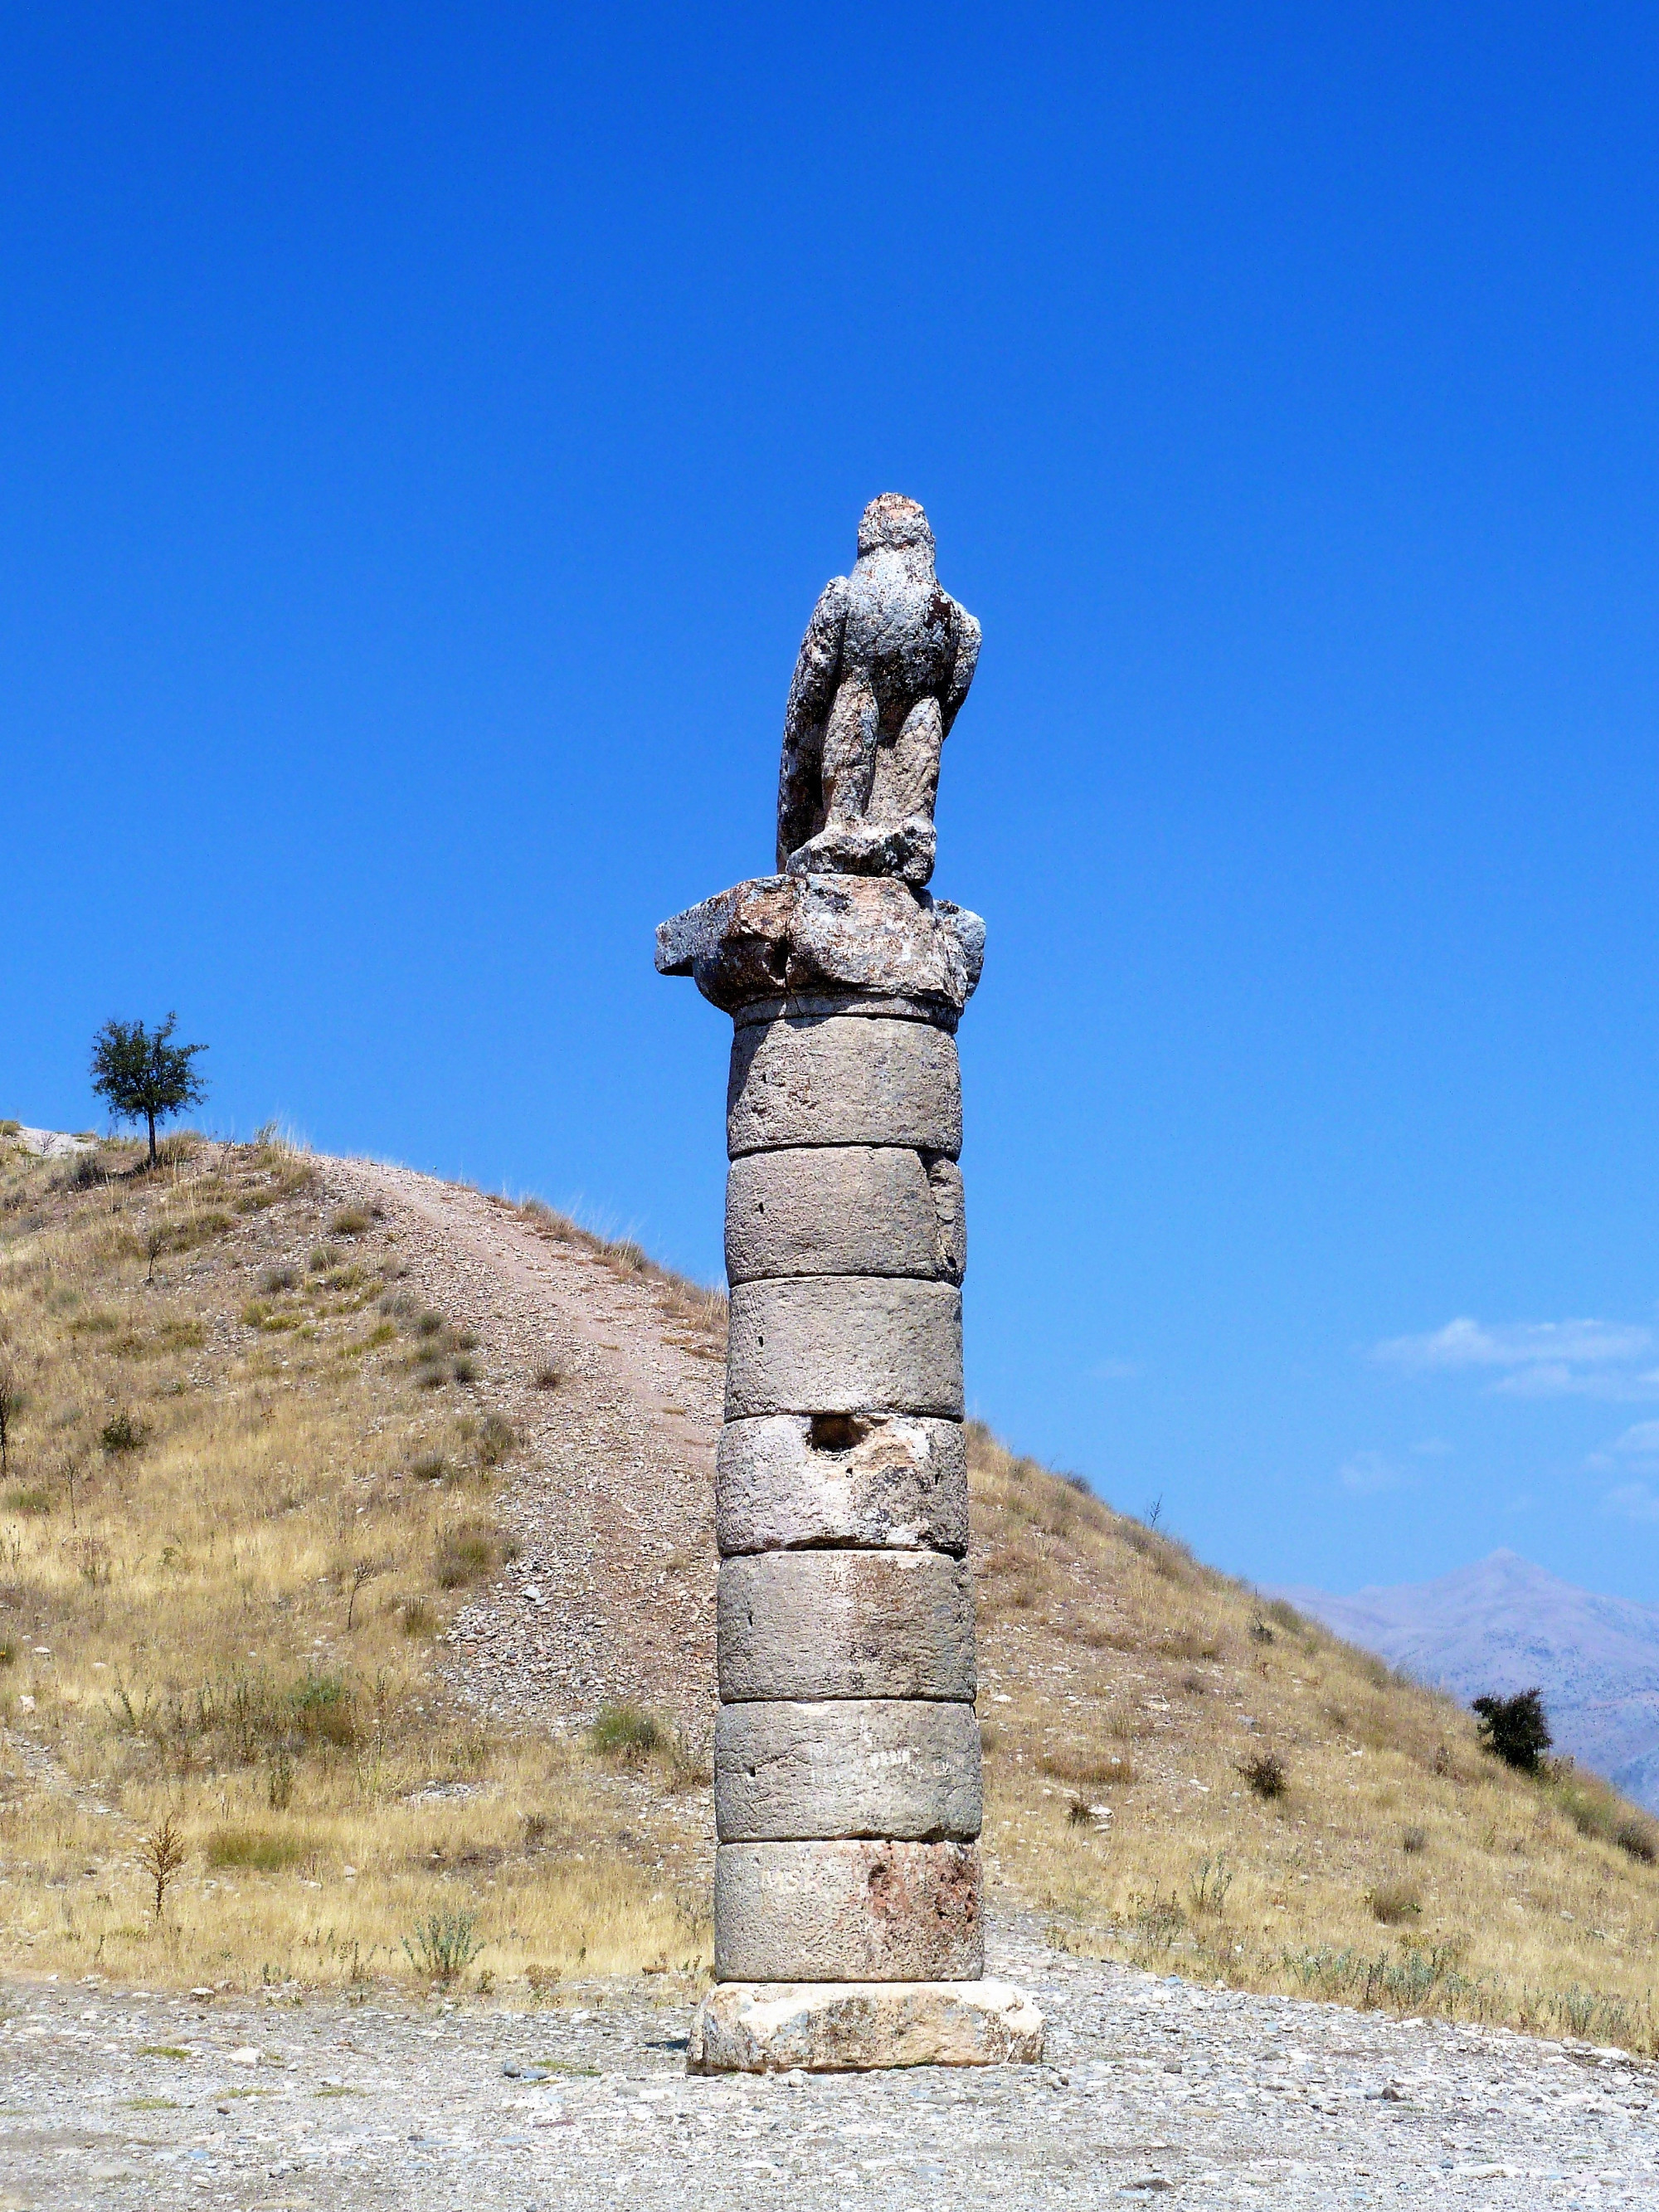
[810, 1413, 867, 1453]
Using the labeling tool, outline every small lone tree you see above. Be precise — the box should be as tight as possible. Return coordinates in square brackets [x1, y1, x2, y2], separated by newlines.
[1472, 1688, 1552, 1773]
[90, 1014, 207, 1167]
[0, 1364, 20, 1479]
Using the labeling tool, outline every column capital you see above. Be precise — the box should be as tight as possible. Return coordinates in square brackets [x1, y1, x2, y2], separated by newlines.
[656, 874, 985, 1020]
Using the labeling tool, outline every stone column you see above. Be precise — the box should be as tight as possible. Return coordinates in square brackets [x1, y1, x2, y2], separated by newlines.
[656, 874, 1043, 2073]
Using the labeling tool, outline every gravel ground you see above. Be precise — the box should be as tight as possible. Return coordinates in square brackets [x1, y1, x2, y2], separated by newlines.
[5, 1918, 1657, 2210]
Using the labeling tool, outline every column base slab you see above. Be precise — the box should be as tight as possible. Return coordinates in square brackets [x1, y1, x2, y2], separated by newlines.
[687, 1978, 1044, 2074]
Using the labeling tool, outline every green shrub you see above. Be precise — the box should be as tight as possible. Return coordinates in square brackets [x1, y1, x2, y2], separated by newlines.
[5, 1487, 51, 1515]
[1472, 1688, 1551, 1773]
[403, 1908, 480, 1985]
[330, 1209, 370, 1238]
[289, 1672, 357, 1747]
[589, 1703, 665, 1761]
[100, 1411, 150, 1455]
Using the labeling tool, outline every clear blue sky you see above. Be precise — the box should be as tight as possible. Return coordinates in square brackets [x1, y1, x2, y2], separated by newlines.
[6, 5, 1659, 1605]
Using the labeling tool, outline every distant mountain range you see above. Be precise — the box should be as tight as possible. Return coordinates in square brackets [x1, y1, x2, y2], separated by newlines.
[1277, 1550, 1659, 1815]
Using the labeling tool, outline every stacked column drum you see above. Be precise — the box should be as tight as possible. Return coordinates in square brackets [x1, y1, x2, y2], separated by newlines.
[713, 997, 984, 1985]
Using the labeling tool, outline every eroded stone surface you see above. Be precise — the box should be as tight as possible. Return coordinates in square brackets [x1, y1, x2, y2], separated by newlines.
[714, 1698, 982, 1843]
[725, 1276, 963, 1420]
[688, 1976, 1042, 2073]
[713, 1840, 983, 1982]
[727, 1012, 961, 1159]
[716, 1413, 969, 1556]
[725, 1145, 963, 1284]
[718, 1549, 975, 1702]
[657, 875, 985, 1018]
[776, 495, 980, 891]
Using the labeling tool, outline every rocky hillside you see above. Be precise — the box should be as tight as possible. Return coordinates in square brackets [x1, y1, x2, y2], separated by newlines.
[2, 1125, 1659, 2051]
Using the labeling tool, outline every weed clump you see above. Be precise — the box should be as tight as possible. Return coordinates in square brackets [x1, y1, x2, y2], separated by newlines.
[1368, 1878, 1422, 1925]
[433, 1519, 515, 1589]
[207, 1826, 310, 1872]
[1616, 1817, 1658, 1864]
[100, 1411, 150, 1455]
[476, 1414, 515, 1469]
[1239, 1750, 1287, 1800]
[1039, 1749, 1135, 1789]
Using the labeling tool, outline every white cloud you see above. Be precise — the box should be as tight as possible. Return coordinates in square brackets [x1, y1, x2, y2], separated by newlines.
[1603, 1481, 1659, 1524]
[1610, 1420, 1659, 1458]
[1371, 1317, 1658, 1399]
[1339, 1450, 1408, 1497]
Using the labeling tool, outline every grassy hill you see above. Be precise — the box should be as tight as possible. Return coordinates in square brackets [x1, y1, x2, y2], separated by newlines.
[2, 1123, 1657, 2052]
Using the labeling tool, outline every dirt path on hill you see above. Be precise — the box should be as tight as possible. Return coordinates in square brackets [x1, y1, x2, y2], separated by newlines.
[333, 1160, 723, 1737]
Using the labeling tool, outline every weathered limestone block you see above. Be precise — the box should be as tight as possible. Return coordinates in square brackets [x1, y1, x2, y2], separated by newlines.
[655, 873, 985, 1018]
[725, 1146, 965, 1284]
[688, 1978, 1044, 2073]
[715, 1698, 981, 1843]
[713, 1841, 983, 1982]
[718, 1549, 975, 1701]
[726, 1278, 962, 1420]
[716, 1413, 969, 1555]
[727, 1014, 961, 1159]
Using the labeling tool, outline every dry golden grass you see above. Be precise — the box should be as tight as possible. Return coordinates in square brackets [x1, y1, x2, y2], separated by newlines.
[0, 1132, 705, 1998]
[966, 1426, 1659, 2052]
